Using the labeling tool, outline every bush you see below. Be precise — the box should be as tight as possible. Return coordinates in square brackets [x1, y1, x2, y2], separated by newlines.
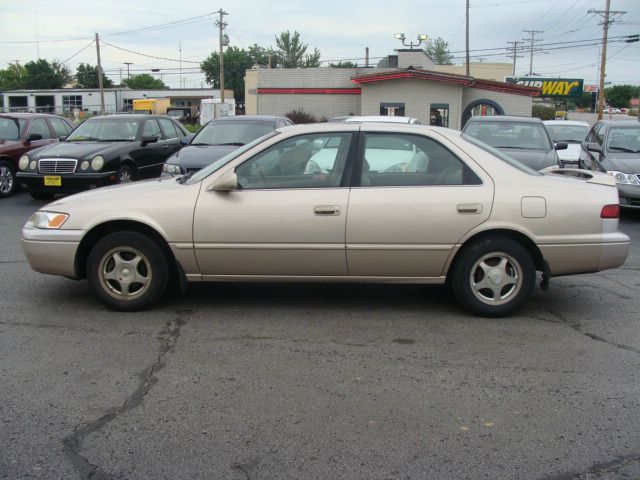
[284, 108, 316, 124]
[184, 123, 201, 133]
[531, 105, 556, 121]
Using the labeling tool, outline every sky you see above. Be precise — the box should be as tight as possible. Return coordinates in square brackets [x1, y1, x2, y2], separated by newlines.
[0, 0, 638, 89]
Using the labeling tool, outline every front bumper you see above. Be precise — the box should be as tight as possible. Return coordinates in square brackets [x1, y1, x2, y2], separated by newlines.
[17, 171, 117, 194]
[21, 227, 84, 278]
[617, 183, 640, 208]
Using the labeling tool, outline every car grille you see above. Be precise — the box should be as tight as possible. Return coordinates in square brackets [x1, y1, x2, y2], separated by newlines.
[38, 159, 78, 174]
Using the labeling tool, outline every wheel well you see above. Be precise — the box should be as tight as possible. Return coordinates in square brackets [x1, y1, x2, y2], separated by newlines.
[0, 156, 15, 168]
[447, 229, 545, 280]
[120, 159, 135, 171]
[75, 220, 179, 280]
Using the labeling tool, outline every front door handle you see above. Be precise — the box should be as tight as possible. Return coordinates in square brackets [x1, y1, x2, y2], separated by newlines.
[314, 205, 341, 216]
[457, 203, 482, 214]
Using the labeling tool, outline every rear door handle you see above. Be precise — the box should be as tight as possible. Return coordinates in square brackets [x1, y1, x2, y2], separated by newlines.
[314, 205, 341, 216]
[457, 203, 482, 214]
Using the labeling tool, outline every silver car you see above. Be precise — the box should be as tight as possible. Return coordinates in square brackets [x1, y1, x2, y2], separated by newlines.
[21, 123, 629, 317]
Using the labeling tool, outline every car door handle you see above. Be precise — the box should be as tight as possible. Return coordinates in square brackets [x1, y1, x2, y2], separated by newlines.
[162, 144, 169, 149]
[314, 205, 341, 216]
[457, 203, 482, 214]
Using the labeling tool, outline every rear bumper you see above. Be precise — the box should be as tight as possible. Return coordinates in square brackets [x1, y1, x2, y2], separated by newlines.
[21, 227, 83, 278]
[17, 171, 117, 194]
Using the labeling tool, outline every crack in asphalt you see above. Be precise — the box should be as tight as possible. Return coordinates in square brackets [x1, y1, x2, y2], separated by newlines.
[0, 320, 98, 333]
[542, 453, 640, 479]
[62, 317, 186, 479]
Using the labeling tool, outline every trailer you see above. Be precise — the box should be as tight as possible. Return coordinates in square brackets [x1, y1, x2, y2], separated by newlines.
[199, 98, 236, 125]
[132, 98, 171, 115]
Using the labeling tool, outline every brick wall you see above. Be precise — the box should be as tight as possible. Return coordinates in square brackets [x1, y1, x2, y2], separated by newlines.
[257, 93, 361, 120]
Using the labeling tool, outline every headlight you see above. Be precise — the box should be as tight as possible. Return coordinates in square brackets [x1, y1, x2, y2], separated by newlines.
[29, 161, 37, 170]
[162, 163, 183, 175]
[608, 171, 640, 185]
[27, 211, 69, 229]
[91, 155, 105, 171]
[19, 155, 29, 170]
[80, 161, 90, 171]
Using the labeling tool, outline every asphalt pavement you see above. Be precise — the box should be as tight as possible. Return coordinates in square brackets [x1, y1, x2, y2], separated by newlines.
[1, 191, 639, 480]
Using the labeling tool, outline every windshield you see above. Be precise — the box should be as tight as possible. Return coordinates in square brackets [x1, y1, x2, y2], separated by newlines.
[0, 117, 27, 141]
[192, 121, 275, 146]
[461, 133, 542, 175]
[186, 132, 280, 184]
[545, 124, 589, 143]
[66, 118, 139, 141]
[464, 121, 552, 151]
[607, 126, 640, 153]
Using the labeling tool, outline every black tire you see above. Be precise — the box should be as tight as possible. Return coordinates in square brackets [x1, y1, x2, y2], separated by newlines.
[450, 236, 536, 317]
[86, 231, 169, 311]
[30, 191, 55, 201]
[0, 160, 16, 198]
[116, 164, 135, 184]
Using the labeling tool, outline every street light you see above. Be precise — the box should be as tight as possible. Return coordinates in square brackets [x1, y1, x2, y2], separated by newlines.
[394, 33, 428, 50]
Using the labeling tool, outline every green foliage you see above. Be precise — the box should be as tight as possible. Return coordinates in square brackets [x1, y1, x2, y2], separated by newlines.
[200, 47, 254, 102]
[284, 108, 316, 124]
[75, 63, 113, 89]
[23, 59, 72, 89]
[0, 62, 27, 91]
[184, 123, 202, 133]
[531, 104, 556, 120]
[275, 31, 321, 68]
[604, 84, 640, 108]
[424, 37, 454, 65]
[247, 43, 280, 68]
[329, 61, 358, 68]
[122, 74, 167, 89]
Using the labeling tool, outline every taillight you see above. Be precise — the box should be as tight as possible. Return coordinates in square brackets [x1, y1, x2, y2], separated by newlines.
[601, 204, 620, 219]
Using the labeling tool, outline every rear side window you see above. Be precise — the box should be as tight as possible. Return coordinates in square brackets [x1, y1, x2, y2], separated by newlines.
[359, 133, 482, 187]
[158, 118, 179, 139]
[49, 118, 73, 137]
[28, 118, 53, 139]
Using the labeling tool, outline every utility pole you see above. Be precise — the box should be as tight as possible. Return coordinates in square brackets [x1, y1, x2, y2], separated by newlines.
[506, 40, 523, 76]
[522, 29, 543, 76]
[123, 62, 132, 79]
[365, 47, 369, 68]
[95, 33, 105, 115]
[589, 2, 626, 120]
[465, 0, 470, 76]
[215, 9, 228, 103]
[179, 41, 182, 88]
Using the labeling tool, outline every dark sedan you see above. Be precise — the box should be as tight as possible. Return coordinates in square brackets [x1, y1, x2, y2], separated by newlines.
[17, 114, 188, 200]
[162, 115, 293, 176]
[580, 120, 640, 208]
[462, 115, 566, 170]
[0, 113, 74, 198]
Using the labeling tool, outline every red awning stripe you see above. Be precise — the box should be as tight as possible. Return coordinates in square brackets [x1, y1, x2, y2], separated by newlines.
[257, 88, 362, 95]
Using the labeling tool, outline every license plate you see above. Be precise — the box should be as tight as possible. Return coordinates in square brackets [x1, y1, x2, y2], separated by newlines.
[44, 176, 61, 187]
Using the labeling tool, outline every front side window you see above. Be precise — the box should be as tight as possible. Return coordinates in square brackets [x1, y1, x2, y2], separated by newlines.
[28, 118, 52, 139]
[593, 123, 605, 145]
[360, 133, 482, 187]
[143, 119, 162, 138]
[236, 133, 353, 189]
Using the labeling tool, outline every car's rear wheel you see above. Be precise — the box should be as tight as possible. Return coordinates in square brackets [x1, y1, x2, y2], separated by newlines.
[86, 231, 169, 311]
[0, 160, 16, 198]
[451, 236, 536, 317]
[117, 165, 134, 184]
[30, 191, 55, 201]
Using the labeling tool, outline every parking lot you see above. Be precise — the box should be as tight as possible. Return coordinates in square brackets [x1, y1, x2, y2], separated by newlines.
[0, 190, 638, 480]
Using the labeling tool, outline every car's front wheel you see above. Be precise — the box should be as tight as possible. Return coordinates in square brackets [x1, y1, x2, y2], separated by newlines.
[451, 236, 536, 317]
[0, 160, 16, 198]
[86, 231, 169, 311]
[117, 165, 134, 184]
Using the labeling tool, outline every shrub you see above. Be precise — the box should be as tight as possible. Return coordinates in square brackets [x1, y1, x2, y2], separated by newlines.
[284, 108, 316, 124]
[184, 123, 201, 133]
[531, 105, 556, 121]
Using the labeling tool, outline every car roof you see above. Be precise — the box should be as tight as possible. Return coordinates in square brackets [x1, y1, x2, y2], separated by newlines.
[336, 115, 420, 124]
[466, 115, 543, 124]
[213, 115, 287, 123]
[598, 120, 640, 126]
[543, 120, 590, 127]
[0, 112, 68, 120]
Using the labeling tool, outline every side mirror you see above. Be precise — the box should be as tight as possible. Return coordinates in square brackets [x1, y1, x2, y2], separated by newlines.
[209, 170, 238, 192]
[25, 133, 43, 144]
[180, 134, 194, 146]
[586, 142, 602, 153]
[554, 142, 568, 151]
[141, 135, 159, 146]
[58, 135, 67, 141]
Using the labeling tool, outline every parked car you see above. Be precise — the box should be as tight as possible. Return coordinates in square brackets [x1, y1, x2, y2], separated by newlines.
[543, 120, 590, 166]
[462, 116, 566, 170]
[0, 113, 74, 198]
[330, 115, 422, 124]
[579, 120, 640, 208]
[21, 123, 629, 317]
[162, 115, 292, 176]
[17, 114, 188, 200]
[166, 106, 199, 125]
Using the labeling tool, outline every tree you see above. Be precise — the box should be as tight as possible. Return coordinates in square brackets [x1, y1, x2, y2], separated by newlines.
[247, 43, 280, 68]
[329, 61, 358, 68]
[23, 59, 72, 89]
[0, 62, 27, 91]
[424, 37, 454, 65]
[604, 84, 640, 108]
[200, 46, 254, 101]
[275, 30, 321, 68]
[122, 74, 167, 89]
[75, 63, 113, 89]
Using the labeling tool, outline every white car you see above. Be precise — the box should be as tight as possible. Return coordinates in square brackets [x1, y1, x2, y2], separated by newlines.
[543, 120, 590, 166]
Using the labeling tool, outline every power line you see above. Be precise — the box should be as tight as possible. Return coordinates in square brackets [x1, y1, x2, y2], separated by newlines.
[59, 40, 95, 65]
[101, 41, 201, 64]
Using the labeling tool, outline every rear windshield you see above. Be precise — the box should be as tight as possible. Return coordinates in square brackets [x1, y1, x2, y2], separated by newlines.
[464, 121, 552, 151]
[461, 133, 542, 175]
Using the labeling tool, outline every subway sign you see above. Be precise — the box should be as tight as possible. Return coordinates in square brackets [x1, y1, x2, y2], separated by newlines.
[506, 77, 584, 98]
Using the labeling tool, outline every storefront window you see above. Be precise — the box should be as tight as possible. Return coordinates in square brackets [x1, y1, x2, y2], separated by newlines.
[430, 103, 449, 127]
[380, 103, 405, 116]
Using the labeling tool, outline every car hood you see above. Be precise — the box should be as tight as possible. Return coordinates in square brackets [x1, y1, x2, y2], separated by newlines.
[0, 139, 20, 148]
[28, 141, 134, 160]
[496, 148, 557, 170]
[602, 153, 640, 173]
[167, 145, 239, 169]
[556, 143, 581, 162]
